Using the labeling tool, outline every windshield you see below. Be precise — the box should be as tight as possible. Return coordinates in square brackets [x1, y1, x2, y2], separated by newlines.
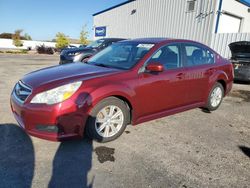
[86, 39, 105, 48]
[87, 43, 155, 70]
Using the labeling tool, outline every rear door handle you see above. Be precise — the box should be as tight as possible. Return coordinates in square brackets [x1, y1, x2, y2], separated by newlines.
[176, 73, 184, 79]
[205, 68, 215, 75]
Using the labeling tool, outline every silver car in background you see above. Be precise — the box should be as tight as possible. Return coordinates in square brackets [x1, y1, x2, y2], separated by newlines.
[59, 38, 126, 64]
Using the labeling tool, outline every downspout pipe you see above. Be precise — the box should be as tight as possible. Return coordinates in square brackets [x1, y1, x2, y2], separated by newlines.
[215, 0, 223, 33]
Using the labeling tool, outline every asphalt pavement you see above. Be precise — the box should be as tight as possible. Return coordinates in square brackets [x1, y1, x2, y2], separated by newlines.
[0, 54, 249, 188]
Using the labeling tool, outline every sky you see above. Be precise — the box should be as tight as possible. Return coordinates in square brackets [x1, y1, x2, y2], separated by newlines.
[0, 0, 125, 41]
[1, 0, 250, 41]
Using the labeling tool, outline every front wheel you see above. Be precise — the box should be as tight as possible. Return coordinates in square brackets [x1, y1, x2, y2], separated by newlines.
[81, 57, 90, 63]
[85, 97, 130, 142]
[205, 82, 224, 111]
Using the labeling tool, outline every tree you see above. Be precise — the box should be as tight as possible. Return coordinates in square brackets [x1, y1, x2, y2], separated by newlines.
[55, 32, 69, 49]
[12, 29, 23, 47]
[0, 32, 12, 39]
[24, 33, 32, 40]
[79, 24, 89, 45]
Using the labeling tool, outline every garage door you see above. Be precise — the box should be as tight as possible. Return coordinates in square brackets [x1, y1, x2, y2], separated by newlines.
[218, 13, 242, 33]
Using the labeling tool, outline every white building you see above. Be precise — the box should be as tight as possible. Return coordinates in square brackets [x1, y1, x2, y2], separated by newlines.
[0, 39, 80, 50]
[93, 0, 250, 58]
[0, 38, 57, 50]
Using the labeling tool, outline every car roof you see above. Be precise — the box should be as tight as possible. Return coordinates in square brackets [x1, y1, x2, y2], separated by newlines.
[118, 38, 211, 48]
[100, 38, 127, 42]
[100, 38, 207, 45]
[121, 38, 168, 44]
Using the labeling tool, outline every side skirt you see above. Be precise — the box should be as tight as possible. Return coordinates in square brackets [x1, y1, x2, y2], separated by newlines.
[133, 102, 205, 125]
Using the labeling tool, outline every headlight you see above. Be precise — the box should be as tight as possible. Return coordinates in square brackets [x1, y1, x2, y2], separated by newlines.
[74, 52, 81, 56]
[69, 52, 81, 56]
[30, 81, 82, 105]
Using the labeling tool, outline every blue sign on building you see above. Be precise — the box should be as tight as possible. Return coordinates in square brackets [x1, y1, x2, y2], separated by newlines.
[95, 26, 106, 37]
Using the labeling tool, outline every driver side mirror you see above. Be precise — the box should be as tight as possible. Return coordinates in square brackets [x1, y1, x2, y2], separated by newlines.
[145, 62, 164, 72]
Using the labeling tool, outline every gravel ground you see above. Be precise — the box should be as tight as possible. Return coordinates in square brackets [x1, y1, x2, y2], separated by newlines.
[0, 54, 249, 188]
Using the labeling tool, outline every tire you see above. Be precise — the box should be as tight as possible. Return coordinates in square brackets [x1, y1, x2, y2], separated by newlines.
[81, 57, 90, 63]
[205, 82, 224, 111]
[85, 97, 130, 142]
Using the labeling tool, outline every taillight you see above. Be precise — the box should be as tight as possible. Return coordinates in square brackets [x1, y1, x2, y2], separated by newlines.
[230, 63, 234, 78]
[225, 58, 234, 79]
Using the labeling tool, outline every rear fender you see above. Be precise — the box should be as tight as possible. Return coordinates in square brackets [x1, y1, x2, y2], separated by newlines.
[207, 70, 228, 97]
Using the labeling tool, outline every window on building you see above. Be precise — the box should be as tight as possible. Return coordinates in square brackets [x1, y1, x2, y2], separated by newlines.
[187, 0, 196, 12]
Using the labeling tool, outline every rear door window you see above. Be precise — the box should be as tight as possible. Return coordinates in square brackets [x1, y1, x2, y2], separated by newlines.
[184, 44, 215, 67]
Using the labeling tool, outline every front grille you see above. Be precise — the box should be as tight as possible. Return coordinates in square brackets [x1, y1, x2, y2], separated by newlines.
[14, 81, 32, 103]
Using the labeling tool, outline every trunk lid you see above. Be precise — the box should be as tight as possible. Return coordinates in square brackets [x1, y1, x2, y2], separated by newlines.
[229, 41, 250, 61]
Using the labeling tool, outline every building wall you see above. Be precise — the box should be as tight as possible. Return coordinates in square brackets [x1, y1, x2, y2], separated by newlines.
[93, 0, 218, 45]
[211, 32, 250, 58]
[93, 0, 250, 57]
[220, 0, 250, 33]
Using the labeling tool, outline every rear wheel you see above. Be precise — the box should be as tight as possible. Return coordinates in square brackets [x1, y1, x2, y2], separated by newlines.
[85, 97, 130, 142]
[206, 82, 224, 111]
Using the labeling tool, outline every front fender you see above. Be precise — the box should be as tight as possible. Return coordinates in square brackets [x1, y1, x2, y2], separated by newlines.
[73, 53, 93, 62]
[82, 83, 137, 118]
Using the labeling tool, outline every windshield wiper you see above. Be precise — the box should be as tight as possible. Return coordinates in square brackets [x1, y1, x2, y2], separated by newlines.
[93, 63, 112, 68]
[91, 63, 125, 70]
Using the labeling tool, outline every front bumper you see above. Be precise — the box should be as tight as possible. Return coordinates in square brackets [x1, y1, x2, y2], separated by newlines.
[10, 93, 90, 141]
[59, 55, 74, 65]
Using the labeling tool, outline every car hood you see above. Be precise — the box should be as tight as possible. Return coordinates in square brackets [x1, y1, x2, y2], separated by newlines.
[22, 63, 121, 89]
[229, 41, 250, 60]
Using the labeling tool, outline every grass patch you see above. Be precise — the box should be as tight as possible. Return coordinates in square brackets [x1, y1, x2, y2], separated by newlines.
[3, 50, 28, 54]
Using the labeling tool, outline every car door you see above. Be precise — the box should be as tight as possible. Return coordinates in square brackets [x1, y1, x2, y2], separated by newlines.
[136, 43, 190, 118]
[182, 43, 216, 103]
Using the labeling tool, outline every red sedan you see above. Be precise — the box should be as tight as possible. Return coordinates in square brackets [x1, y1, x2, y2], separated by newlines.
[10, 38, 234, 142]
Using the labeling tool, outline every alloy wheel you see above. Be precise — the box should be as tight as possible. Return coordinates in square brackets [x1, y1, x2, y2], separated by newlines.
[210, 87, 223, 107]
[95, 105, 124, 138]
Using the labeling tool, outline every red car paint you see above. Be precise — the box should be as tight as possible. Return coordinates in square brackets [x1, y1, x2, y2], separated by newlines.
[10, 38, 233, 141]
